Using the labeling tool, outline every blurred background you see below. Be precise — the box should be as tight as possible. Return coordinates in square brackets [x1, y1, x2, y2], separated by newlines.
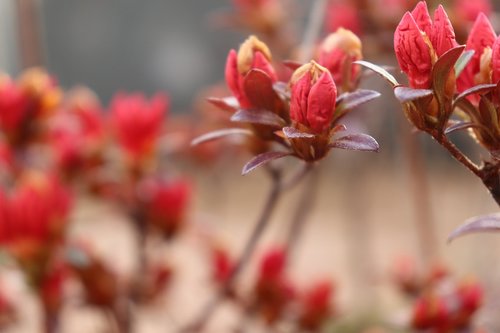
[1, 0, 500, 332]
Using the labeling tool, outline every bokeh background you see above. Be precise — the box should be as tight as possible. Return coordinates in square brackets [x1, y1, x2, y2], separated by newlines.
[1, 0, 500, 332]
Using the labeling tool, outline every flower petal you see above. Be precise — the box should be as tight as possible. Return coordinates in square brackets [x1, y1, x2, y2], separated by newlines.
[307, 72, 337, 133]
[431, 5, 458, 57]
[394, 12, 433, 88]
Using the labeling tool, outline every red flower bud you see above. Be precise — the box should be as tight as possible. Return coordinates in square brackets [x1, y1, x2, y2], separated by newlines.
[225, 36, 277, 108]
[18, 68, 62, 117]
[455, 278, 483, 325]
[211, 246, 234, 285]
[254, 247, 294, 324]
[290, 61, 337, 134]
[394, 2, 457, 88]
[298, 280, 334, 331]
[0, 77, 29, 135]
[492, 37, 500, 84]
[0, 173, 72, 262]
[412, 295, 450, 330]
[138, 177, 191, 239]
[110, 92, 168, 158]
[454, 0, 492, 24]
[457, 13, 496, 93]
[318, 28, 362, 91]
[325, 1, 362, 36]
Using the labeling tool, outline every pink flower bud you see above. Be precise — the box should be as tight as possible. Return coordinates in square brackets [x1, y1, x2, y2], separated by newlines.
[454, 0, 492, 24]
[254, 247, 294, 324]
[492, 37, 500, 84]
[298, 280, 334, 331]
[139, 178, 191, 239]
[110, 93, 168, 158]
[0, 173, 72, 261]
[394, 2, 457, 88]
[224, 36, 277, 108]
[290, 61, 337, 134]
[457, 13, 496, 92]
[0, 77, 30, 135]
[318, 28, 362, 90]
[412, 295, 450, 330]
[325, 1, 362, 36]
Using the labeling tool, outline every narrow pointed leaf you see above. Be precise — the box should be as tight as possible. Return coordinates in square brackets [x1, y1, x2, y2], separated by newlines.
[454, 50, 475, 77]
[282, 126, 315, 139]
[231, 109, 286, 128]
[432, 45, 465, 98]
[394, 86, 434, 103]
[283, 60, 303, 71]
[453, 83, 497, 107]
[337, 89, 381, 110]
[355, 60, 398, 86]
[330, 133, 379, 152]
[444, 121, 478, 134]
[243, 69, 283, 112]
[329, 124, 347, 135]
[273, 82, 290, 100]
[448, 213, 500, 242]
[191, 128, 253, 146]
[207, 96, 239, 112]
[242, 151, 291, 175]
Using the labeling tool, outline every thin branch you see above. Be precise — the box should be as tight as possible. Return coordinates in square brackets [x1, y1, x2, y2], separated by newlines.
[285, 164, 318, 257]
[179, 168, 284, 333]
[15, 0, 45, 68]
[298, 0, 328, 63]
[437, 135, 482, 178]
[281, 162, 313, 192]
[402, 124, 437, 265]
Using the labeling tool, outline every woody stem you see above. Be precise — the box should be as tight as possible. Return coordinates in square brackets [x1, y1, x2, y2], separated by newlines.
[436, 135, 500, 206]
[285, 163, 318, 258]
[179, 167, 284, 333]
[299, 0, 328, 63]
[436, 135, 482, 178]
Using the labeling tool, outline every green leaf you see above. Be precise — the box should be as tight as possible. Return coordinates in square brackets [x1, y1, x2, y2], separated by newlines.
[454, 50, 474, 77]
[355, 60, 399, 87]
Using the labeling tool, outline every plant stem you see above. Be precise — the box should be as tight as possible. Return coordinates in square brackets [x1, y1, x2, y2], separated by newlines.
[179, 168, 283, 333]
[299, 0, 328, 63]
[41, 305, 58, 333]
[437, 135, 482, 179]
[403, 126, 437, 265]
[436, 134, 500, 205]
[285, 164, 318, 258]
[479, 161, 500, 207]
[15, 0, 44, 68]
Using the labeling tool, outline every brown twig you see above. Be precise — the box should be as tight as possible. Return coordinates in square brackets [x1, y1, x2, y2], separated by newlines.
[402, 123, 438, 265]
[179, 167, 284, 333]
[41, 304, 58, 333]
[298, 0, 328, 63]
[436, 135, 482, 179]
[15, 0, 44, 68]
[284, 163, 318, 258]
